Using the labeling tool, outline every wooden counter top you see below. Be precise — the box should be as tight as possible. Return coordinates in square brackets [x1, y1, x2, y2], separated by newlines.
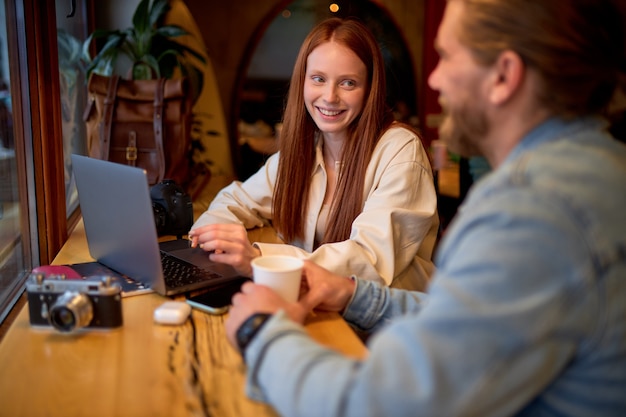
[0, 221, 367, 417]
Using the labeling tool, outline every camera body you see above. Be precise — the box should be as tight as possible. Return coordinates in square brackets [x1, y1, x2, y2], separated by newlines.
[26, 273, 123, 332]
[150, 179, 193, 237]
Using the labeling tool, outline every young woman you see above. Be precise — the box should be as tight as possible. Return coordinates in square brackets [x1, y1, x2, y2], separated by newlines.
[188, 18, 438, 290]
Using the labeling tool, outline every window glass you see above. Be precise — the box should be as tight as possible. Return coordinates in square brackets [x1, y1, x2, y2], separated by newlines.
[56, 1, 89, 215]
[0, 0, 24, 323]
[0, 0, 91, 324]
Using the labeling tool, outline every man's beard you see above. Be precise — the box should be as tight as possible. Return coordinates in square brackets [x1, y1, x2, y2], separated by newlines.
[438, 99, 488, 158]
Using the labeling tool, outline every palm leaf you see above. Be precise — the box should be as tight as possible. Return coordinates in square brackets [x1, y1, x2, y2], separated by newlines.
[148, 0, 170, 27]
[85, 33, 126, 76]
[132, 0, 151, 35]
[156, 25, 188, 39]
[153, 36, 206, 63]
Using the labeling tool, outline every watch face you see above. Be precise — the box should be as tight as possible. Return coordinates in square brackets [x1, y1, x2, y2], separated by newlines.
[236, 313, 272, 353]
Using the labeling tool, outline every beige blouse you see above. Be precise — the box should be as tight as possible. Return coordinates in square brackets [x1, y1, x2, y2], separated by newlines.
[192, 126, 439, 290]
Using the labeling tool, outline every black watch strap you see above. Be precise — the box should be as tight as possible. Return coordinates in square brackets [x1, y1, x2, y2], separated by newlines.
[236, 313, 272, 355]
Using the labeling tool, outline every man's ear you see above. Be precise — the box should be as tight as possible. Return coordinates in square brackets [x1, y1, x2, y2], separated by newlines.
[489, 50, 524, 105]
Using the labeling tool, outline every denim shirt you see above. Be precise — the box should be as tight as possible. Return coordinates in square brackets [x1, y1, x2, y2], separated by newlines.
[244, 117, 626, 417]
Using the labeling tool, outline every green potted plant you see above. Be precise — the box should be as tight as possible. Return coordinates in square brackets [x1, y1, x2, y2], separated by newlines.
[83, 0, 205, 100]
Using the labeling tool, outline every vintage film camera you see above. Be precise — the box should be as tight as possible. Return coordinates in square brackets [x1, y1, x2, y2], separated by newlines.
[26, 273, 123, 332]
[150, 179, 193, 237]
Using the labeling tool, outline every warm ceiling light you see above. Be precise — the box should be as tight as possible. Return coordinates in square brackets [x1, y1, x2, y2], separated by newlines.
[329, 3, 339, 13]
[282, 9, 292, 18]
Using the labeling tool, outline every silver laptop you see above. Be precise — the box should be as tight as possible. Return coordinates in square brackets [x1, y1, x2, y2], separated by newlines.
[71, 154, 243, 296]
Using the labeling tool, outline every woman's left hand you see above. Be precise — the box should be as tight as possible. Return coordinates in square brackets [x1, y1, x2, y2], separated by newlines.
[188, 223, 261, 277]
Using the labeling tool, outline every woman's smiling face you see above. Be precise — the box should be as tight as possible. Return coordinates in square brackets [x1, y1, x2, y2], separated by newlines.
[303, 40, 368, 141]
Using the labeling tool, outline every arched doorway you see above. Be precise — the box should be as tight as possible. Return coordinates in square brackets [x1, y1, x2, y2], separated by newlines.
[233, 0, 419, 180]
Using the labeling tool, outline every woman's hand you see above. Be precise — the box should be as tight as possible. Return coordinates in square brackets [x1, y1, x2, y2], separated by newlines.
[188, 224, 261, 277]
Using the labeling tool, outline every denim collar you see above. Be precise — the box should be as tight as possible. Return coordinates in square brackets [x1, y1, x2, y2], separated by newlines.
[504, 116, 608, 165]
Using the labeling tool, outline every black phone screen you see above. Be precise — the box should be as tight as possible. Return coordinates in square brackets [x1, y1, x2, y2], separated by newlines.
[186, 278, 249, 309]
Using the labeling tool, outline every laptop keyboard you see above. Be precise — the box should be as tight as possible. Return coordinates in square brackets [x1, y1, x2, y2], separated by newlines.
[160, 251, 223, 289]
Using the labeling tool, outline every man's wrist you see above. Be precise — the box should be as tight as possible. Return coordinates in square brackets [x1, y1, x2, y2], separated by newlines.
[236, 312, 273, 356]
[339, 275, 357, 315]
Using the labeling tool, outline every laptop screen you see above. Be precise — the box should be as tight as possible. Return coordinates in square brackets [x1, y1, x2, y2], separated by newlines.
[71, 154, 165, 293]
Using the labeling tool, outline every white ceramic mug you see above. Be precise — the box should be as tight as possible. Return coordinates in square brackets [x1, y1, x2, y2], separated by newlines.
[251, 256, 303, 302]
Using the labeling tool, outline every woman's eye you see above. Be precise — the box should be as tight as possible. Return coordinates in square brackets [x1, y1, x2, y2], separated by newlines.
[312, 75, 324, 83]
[341, 80, 356, 88]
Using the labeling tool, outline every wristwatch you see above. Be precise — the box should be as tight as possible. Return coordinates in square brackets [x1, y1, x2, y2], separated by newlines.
[236, 313, 272, 355]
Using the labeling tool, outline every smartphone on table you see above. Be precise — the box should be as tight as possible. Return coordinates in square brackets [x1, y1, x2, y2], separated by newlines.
[186, 278, 249, 315]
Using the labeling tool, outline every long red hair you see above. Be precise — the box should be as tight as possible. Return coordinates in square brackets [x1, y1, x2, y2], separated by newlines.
[272, 18, 394, 243]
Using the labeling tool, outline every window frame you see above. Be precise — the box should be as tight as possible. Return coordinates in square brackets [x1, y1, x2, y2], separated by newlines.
[0, 0, 93, 327]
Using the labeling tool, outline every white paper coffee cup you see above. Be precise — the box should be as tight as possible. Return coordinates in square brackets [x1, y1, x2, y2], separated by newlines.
[251, 256, 303, 302]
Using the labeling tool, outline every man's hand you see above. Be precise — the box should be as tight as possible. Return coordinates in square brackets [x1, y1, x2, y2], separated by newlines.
[225, 282, 308, 349]
[298, 260, 356, 314]
[188, 224, 261, 277]
[224, 260, 357, 350]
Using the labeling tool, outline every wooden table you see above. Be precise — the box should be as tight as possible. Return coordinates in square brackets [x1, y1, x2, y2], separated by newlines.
[0, 221, 367, 417]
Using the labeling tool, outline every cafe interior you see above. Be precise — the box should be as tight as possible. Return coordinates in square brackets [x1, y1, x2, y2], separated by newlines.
[0, 0, 624, 415]
[0, 0, 458, 331]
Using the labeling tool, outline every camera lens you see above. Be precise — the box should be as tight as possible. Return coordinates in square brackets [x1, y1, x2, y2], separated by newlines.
[49, 291, 93, 332]
[152, 202, 167, 234]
